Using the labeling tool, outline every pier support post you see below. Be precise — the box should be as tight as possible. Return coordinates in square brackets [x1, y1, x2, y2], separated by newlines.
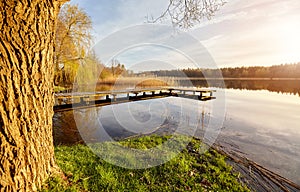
[80, 97, 85, 104]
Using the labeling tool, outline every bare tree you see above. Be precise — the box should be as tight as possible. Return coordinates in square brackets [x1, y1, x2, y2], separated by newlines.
[150, 0, 226, 28]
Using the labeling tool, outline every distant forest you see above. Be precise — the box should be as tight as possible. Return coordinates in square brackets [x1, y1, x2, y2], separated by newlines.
[140, 63, 300, 78]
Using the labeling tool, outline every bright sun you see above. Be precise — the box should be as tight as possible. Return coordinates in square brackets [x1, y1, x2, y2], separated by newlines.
[278, 19, 300, 62]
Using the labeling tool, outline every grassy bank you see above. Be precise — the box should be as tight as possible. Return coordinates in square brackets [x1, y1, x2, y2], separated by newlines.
[78, 77, 177, 92]
[42, 135, 249, 191]
[98, 77, 171, 87]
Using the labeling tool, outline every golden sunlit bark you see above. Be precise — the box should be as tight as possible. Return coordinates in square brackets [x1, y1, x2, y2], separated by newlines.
[0, 0, 64, 191]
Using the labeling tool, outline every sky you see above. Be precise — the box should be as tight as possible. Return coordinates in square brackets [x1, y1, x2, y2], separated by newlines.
[70, 0, 300, 71]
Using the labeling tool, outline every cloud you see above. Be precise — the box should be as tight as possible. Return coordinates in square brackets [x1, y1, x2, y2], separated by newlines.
[70, 0, 300, 69]
[92, 24, 216, 71]
[71, 0, 169, 42]
[190, 0, 300, 67]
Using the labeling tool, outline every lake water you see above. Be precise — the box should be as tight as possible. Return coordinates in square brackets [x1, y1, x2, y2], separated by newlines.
[214, 88, 300, 184]
[53, 80, 300, 184]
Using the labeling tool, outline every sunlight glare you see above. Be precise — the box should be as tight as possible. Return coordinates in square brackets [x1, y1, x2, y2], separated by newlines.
[278, 18, 300, 62]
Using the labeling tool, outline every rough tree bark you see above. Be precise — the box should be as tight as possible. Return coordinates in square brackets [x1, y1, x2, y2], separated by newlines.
[0, 1, 65, 191]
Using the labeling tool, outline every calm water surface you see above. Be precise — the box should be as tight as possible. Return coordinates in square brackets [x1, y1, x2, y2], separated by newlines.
[215, 88, 300, 184]
[53, 80, 300, 184]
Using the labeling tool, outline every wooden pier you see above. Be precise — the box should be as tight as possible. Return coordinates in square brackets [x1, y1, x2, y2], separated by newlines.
[54, 87, 216, 112]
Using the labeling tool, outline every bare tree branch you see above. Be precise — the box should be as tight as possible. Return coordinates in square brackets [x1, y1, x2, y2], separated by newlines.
[149, 0, 227, 28]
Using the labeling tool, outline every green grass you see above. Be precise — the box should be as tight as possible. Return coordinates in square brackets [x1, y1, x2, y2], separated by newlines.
[41, 135, 249, 192]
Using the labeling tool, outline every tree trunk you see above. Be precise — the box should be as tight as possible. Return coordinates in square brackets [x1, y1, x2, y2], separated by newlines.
[0, 1, 64, 191]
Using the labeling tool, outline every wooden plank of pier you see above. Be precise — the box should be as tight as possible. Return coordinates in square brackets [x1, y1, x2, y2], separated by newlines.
[54, 87, 216, 112]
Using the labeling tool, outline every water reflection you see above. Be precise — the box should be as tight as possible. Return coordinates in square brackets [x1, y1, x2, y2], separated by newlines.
[214, 89, 300, 184]
[185, 79, 300, 96]
[53, 111, 83, 145]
